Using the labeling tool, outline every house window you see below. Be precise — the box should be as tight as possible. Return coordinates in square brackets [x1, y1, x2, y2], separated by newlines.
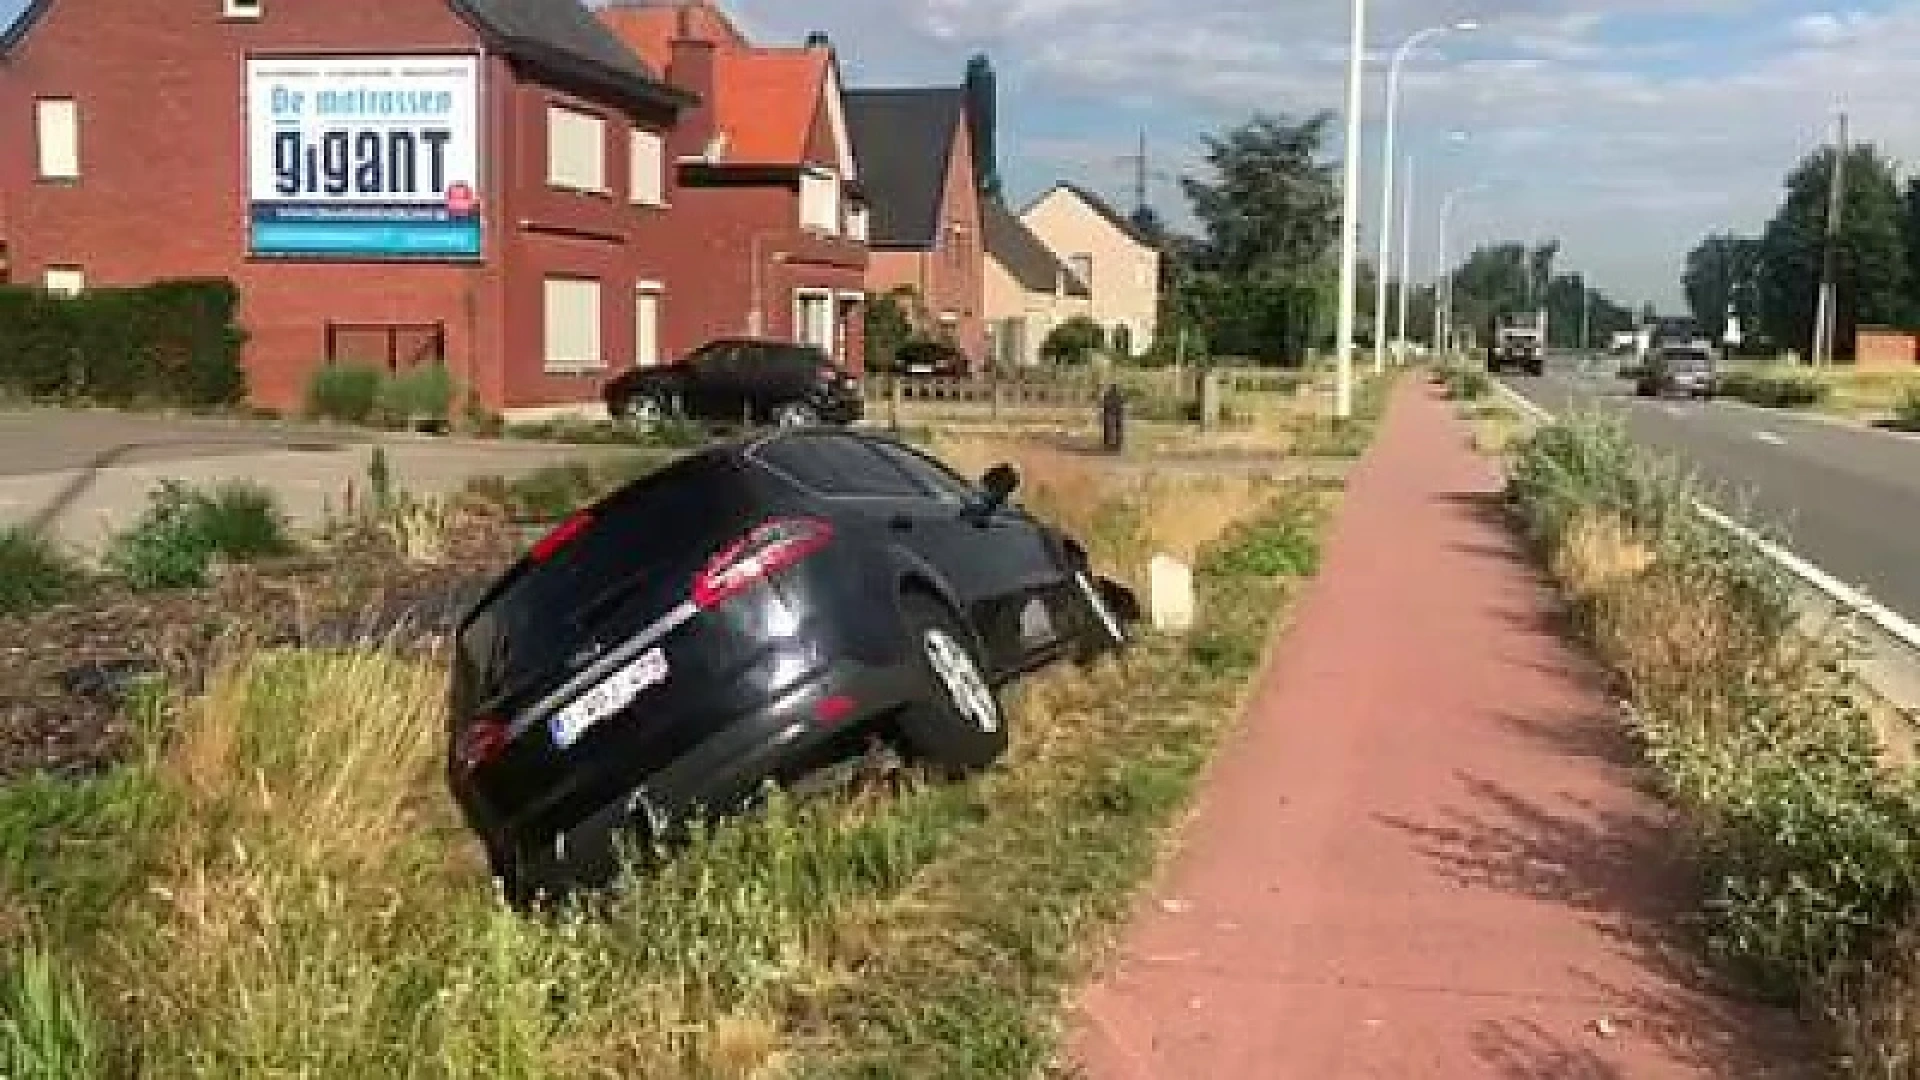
[630, 129, 666, 207]
[222, 0, 262, 19]
[42, 266, 84, 296]
[546, 106, 606, 193]
[635, 284, 663, 368]
[794, 290, 834, 353]
[799, 169, 840, 234]
[847, 206, 869, 243]
[1069, 254, 1094, 289]
[36, 99, 79, 181]
[543, 277, 603, 372]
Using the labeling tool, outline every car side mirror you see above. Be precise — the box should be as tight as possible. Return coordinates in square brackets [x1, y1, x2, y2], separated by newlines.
[966, 463, 1021, 523]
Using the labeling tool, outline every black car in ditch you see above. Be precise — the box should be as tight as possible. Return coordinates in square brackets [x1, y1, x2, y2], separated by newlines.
[602, 338, 864, 430]
[447, 429, 1140, 903]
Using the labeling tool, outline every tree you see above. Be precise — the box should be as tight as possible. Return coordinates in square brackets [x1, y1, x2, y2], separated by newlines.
[1181, 112, 1340, 282]
[1042, 316, 1107, 366]
[1683, 233, 1762, 342]
[1178, 112, 1340, 364]
[964, 55, 1001, 201]
[1759, 144, 1909, 356]
[864, 287, 924, 372]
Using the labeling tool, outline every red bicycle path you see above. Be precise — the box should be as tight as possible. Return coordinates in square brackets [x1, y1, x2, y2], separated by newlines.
[1066, 381, 1817, 1078]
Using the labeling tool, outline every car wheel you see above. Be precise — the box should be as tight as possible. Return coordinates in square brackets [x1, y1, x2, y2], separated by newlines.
[772, 402, 821, 428]
[619, 393, 672, 431]
[895, 595, 1007, 775]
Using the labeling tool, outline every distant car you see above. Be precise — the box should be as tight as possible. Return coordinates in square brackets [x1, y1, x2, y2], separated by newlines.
[1637, 345, 1717, 399]
[603, 339, 863, 430]
[892, 339, 970, 379]
[446, 429, 1142, 905]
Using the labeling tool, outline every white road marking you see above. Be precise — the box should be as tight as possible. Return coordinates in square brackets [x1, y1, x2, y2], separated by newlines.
[1754, 431, 1786, 446]
[1661, 404, 1686, 419]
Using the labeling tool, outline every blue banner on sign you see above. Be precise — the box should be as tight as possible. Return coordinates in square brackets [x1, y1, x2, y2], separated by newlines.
[250, 217, 482, 258]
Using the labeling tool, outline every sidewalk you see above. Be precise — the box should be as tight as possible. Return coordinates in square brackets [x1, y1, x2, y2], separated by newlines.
[1067, 381, 1815, 1078]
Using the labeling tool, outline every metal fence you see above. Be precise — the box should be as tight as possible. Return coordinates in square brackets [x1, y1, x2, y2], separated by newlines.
[864, 366, 1312, 411]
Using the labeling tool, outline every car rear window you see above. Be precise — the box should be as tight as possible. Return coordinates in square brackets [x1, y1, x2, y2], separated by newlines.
[453, 453, 758, 709]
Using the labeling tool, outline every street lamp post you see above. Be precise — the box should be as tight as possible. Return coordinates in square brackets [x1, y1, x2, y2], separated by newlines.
[1435, 183, 1485, 356]
[1398, 131, 1468, 363]
[1333, 0, 1369, 421]
[1374, 20, 1477, 375]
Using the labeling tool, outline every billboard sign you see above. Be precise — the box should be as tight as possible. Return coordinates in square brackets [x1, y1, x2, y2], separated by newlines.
[247, 54, 482, 259]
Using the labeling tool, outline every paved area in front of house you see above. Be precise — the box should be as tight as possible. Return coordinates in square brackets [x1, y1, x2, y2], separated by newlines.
[0, 409, 635, 556]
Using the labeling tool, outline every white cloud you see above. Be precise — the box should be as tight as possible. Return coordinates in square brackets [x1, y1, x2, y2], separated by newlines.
[724, 0, 1920, 309]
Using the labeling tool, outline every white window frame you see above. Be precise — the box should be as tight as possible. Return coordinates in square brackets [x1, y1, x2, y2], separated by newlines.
[546, 105, 607, 194]
[543, 277, 605, 373]
[1069, 253, 1094, 290]
[799, 168, 840, 235]
[793, 288, 835, 353]
[36, 98, 79, 181]
[222, 0, 262, 19]
[846, 206, 869, 243]
[629, 128, 666, 207]
[43, 266, 85, 296]
[635, 283, 664, 368]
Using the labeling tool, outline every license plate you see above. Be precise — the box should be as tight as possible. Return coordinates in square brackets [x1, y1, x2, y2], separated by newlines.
[549, 647, 669, 749]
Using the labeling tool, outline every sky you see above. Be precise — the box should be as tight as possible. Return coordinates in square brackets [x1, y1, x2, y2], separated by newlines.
[5, 0, 1916, 311]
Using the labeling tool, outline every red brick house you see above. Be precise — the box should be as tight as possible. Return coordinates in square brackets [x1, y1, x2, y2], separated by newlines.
[599, 2, 869, 372]
[844, 87, 985, 368]
[0, 0, 696, 416]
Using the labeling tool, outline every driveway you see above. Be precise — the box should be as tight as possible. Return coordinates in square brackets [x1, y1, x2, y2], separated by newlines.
[0, 408, 636, 555]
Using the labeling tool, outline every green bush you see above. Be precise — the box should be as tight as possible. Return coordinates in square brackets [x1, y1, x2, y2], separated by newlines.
[0, 528, 79, 617]
[1718, 369, 1829, 409]
[0, 279, 246, 408]
[106, 481, 294, 592]
[374, 365, 456, 430]
[304, 363, 384, 425]
[1442, 367, 1493, 401]
[0, 945, 104, 1080]
[1042, 316, 1108, 367]
[1893, 388, 1920, 431]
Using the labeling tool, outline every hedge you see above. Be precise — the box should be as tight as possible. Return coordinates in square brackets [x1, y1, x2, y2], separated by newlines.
[0, 279, 248, 408]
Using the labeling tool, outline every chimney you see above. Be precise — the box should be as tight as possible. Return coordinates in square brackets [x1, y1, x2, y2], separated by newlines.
[804, 31, 831, 50]
[666, 4, 718, 155]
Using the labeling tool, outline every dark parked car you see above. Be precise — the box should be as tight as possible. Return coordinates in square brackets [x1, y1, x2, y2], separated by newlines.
[892, 339, 970, 379]
[1636, 345, 1718, 399]
[447, 429, 1141, 904]
[603, 339, 863, 430]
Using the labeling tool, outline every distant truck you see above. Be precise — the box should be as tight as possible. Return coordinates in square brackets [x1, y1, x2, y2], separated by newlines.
[1486, 311, 1547, 376]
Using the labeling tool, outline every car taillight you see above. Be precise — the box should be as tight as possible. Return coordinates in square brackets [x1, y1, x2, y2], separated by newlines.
[529, 510, 593, 564]
[693, 518, 833, 610]
[457, 716, 512, 773]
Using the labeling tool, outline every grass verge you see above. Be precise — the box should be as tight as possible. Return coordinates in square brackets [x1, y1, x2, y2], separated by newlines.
[1505, 412, 1920, 1071]
[0, 438, 1350, 1077]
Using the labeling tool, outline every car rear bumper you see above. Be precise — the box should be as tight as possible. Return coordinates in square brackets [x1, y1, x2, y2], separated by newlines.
[506, 658, 915, 897]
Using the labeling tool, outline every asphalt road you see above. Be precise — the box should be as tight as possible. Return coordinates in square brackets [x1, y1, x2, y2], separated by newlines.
[1501, 354, 1920, 628]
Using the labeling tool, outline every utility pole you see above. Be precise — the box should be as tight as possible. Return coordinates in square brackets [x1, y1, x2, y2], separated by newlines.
[1813, 111, 1848, 367]
[1580, 281, 1592, 353]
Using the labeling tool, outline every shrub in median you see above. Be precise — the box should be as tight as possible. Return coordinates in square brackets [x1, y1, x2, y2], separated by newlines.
[106, 480, 294, 591]
[1507, 412, 1920, 1035]
[1718, 369, 1829, 409]
[1893, 387, 1920, 432]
